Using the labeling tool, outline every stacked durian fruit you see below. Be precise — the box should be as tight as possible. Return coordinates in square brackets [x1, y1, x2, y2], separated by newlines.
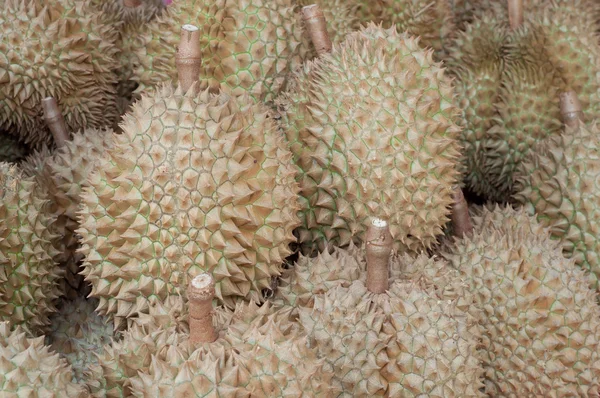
[1, 0, 600, 396]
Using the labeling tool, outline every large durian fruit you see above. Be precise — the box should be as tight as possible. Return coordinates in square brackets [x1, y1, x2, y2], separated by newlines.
[77, 82, 300, 327]
[278, 23, 461, 255]
[46, 297, 114, 384]
[132, 0, 309, 102]
[514, 118, 600, 289]
[0, 163, 63, 334]
[276, 220, 483, 396]
[0, 0, 120, 148]
[443, 205, 600, 396]
[0, 322, 87, 396]
[89, 275, 332, 397]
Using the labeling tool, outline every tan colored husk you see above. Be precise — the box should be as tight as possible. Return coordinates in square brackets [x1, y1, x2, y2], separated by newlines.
[42, 97, 69, 148]
[559, 90, 584, 128]
[302, 4, 333, 55]
[176, 24, 202, 93]
[365, 218, 392, 293]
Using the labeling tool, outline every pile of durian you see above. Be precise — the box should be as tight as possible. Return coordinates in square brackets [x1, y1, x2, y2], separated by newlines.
[2, 0, 600, 396]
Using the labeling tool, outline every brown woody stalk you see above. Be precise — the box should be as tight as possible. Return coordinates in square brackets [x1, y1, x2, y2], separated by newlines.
[302, 4, 332, 56]
[451, 186, 473, 238]
[176, 24, 202, 93]
[42, 97, 68, 148]
[366, 218, 393, 294]
[188, 273, 217, 344]
[123, 0, 142, 8]
[559, 91, 584, 128]
[507, 0, 523, 30]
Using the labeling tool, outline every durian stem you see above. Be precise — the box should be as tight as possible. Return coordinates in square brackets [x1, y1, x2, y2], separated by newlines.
[188, 273, 218, 344]
[123, 0, 142, 7]
[366, 218, 392, 294]
[507, 0, 523, 30]
[451, 186, 473, 238]
[176, 25, 202, 93]
[302, 5, 332, 56]
[559, 91, 584, 128]
[42, 97, 68, 148]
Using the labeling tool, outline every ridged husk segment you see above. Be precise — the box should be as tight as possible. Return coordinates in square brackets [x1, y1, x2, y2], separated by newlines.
[514, 121, 600, 290]
[22, 128, 115, 300]
[350, 0, 455, 55]
[77, 84, 301, 327]
[0, 163, 63, 334]
[0, 322, 87, 396]
[442, 206, 600, 396]
[279, 245, 483, 396]
[278, 24, 461, 255]
[133, 0, 309, 102]
[0, 0, 119, 148]
[445, 14, 508, 198]
[90, 300, 333, 397]
[46, 297, 114, 384]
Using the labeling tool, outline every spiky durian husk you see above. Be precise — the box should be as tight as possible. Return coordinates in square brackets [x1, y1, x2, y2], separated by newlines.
[90, 301, 332, 397]
[0, 0, 119, 148]
[0, 163, 63, 334]
[46, 298, 114, 384]
[445, 14, 507, 197]
[443, 206, 600, 396]
[132, 0, 309, 102]
[514, 121, 600, 289]
[0, 322, 87, 396]
[0, 132, 28, 163]
[278, 24, 461, 255]
[77, 84, 300, 327]
[289, 252, 482, 396]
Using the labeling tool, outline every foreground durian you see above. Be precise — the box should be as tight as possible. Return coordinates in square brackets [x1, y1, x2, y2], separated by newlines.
[77, 77, 300, 326]
[0, 322, 87, 396]
[0, 163, 62, 334]
[278, 23, 461, 254]
[0, 0, 119, 148]
[277, 219, 483, 396]
[89, 274, 333, 397]
[133, 0, 309, 102]
[443, 205, 600, 396]
[46, 297, 114, 384]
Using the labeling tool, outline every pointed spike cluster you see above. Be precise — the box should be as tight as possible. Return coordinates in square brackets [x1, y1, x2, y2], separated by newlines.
[42, 97, 69, 148]
[188, 273, 217, 344]
[559, 91, 584, 128]
[451, 186, 473, 238]
[508, 0, 523, 30]
[176, 24, 202, 93]
[365, 218, 392, 294]
[302, 4, 332, 56]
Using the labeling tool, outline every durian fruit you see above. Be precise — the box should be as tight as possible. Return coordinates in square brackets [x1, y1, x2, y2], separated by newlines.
[90, 274, 333, 397]
[132, 0, 309, 102]
[46, 297, 114, 384]
[0, 131, 28, 163]
[0, 162, 63, 334]
[443, 205, 600, 396]
[0, 322, 87, 396]
[514, 93, 600, 289]
[277, 219, 483, 396]
[78, 34, 301, 326]
[278, 23, 461, 255]
[0, 0, 119, 148]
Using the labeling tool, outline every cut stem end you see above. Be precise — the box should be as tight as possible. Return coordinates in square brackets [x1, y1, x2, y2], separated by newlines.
[42, 97, 69, 148]
[559, 91, 584, 128]
[123, 0, 142, 8]
[451, 186, 473, 238]
[508, 0, 523, 30]
[176, 25, 202, 93]
[188, 273, 217, 344]
[366, 218, 392, 294]
[302, 4, 332, 56]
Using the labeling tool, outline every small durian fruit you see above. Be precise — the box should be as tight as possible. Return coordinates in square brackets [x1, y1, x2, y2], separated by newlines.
[90, 274, 333, 397]
[0, 322, 87, 396]
[278, 23, 461, 255]
[514, 91, 600, 289]
[77, 26, 300, 327]
[132, 0, 309, 102]
[46, 297, 114, 384]
[280, 219, 483, 396]
[443, 205, 600, 396]
[0, 0, 119, 149]
[22, 98, 115, 300]
[0, 162, 63, 334]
